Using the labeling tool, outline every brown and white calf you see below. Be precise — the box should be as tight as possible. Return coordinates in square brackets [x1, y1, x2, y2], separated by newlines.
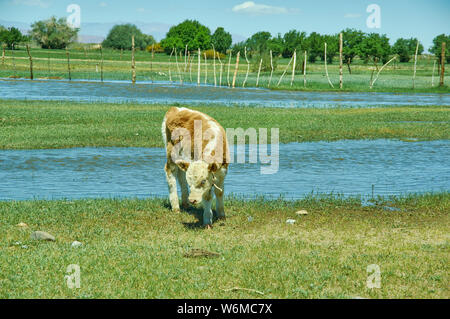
[162, 107, 229, 228]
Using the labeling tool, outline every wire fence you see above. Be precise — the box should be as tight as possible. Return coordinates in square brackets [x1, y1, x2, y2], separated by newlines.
[0, 41, 448, 91]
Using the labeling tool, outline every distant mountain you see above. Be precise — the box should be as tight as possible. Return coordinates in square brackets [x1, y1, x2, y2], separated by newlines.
[0, 19, 246, 44]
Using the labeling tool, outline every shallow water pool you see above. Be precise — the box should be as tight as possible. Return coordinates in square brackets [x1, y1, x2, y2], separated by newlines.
[1, 140, 448, 201]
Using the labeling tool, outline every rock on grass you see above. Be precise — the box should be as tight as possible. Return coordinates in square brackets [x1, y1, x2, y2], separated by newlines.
[30, 231, 55, 241]
[183, 249, 220, 258]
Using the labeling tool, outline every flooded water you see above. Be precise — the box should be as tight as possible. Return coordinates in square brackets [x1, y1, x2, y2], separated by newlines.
[1, 140, 448, 201]
[1, 78, 449, 108]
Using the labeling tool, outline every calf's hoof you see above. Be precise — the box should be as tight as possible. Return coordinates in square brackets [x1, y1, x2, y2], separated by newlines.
[172, 208, 180, 213]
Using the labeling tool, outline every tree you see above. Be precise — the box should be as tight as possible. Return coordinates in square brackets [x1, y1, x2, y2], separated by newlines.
[160, 19, 211, 53]
[359, 33, 391, 65]
[0, 26, 27, 49]
[245, 31, 271, 55]
[305, 32, 323, 63]
[392, 38, 423, 62]
[341, 28, 365, 73]
[30, 16, 78, 49]
[266, 34, 284, 57]
[102, 24, 154, 50]
[211, 27, 232, 54]
[321, 34, 339, 64]
[430, 34, 450, 64]
[231, 41, 246, 55]
[282, 30, 306, 58]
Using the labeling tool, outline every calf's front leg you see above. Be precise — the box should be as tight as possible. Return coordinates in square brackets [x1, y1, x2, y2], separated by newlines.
[177, 169, 189, 210]
[164, 162, 180, 212]
[202, 189, 214, 227]
[214, 180, 225, 219]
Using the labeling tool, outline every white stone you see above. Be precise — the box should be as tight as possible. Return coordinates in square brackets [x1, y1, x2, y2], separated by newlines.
[71, 241, 83, 247]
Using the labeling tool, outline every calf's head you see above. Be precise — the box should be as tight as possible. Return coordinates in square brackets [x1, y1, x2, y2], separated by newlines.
[176, 160, 219, 204]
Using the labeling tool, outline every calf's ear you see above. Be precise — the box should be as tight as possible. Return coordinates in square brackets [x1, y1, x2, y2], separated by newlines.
[208, 162, 219, 172]
[175, 160, 190, 171]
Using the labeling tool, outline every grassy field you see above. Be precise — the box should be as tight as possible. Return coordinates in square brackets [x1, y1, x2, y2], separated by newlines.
[1, 99, 449, 149]
[0, 193, 448, 298]
[1, 47, 449, 92]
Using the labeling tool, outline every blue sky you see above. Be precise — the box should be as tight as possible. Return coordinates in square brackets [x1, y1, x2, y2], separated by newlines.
[0, 0, 449, 51]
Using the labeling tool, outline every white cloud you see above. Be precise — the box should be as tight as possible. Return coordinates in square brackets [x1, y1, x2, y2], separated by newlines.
[12, 0, 49, 8]
[232, 1, 293, 15]
[99, 2, 107, 7]
[137, 8, 145, 13]
[344, 13, 362, 18]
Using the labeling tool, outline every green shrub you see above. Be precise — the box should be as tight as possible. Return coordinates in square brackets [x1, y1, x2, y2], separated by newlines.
[251, 53, 278, 72]
[203, 49, 225, 60]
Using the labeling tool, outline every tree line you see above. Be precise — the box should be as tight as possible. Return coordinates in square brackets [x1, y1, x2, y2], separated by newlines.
[0, 17, 448, 70]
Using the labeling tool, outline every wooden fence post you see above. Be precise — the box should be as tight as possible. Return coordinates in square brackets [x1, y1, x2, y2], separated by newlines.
[217, 51, 223, 86]
[303, 51, 307, 88]
[150, 44, 154, 83]
[370, 56, 396, 89]
[440, 42, 446, 87]
[431, 60, 436, 87]
[413, 40, 419, 89]
[26, 44, 33, 80]
[204, 52, 208, 84]
[184, 44, 188, 72]
[66, 47, 71, 80]
[277, 54, 294, 86]
[169, 47, 174, 83]
[131, 35, 136, 84]
[100, 44, 104, 82]
[213, 45, 217, 87]
[232, 51, 240, 88]
[12, 43, 15, 76]
[339, 32, 343, 89]
[268, 50, 273, 88]
[290, 50, 296, 86]
[188, 52, 193, 83]
[197, 48, 201, 86]
[256, 58, 262, 87]
[175, 48, 182, 84]
[227, 52, 232, 87]
[242, 47, 249, 87]
[324, 43, 334, 88]
[1, 44, 5, 66]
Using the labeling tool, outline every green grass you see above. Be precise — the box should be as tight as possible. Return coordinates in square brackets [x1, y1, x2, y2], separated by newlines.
[1, 47, 449, 93]
[0, 193, 448, 298]
[0, 99, 449, 149]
